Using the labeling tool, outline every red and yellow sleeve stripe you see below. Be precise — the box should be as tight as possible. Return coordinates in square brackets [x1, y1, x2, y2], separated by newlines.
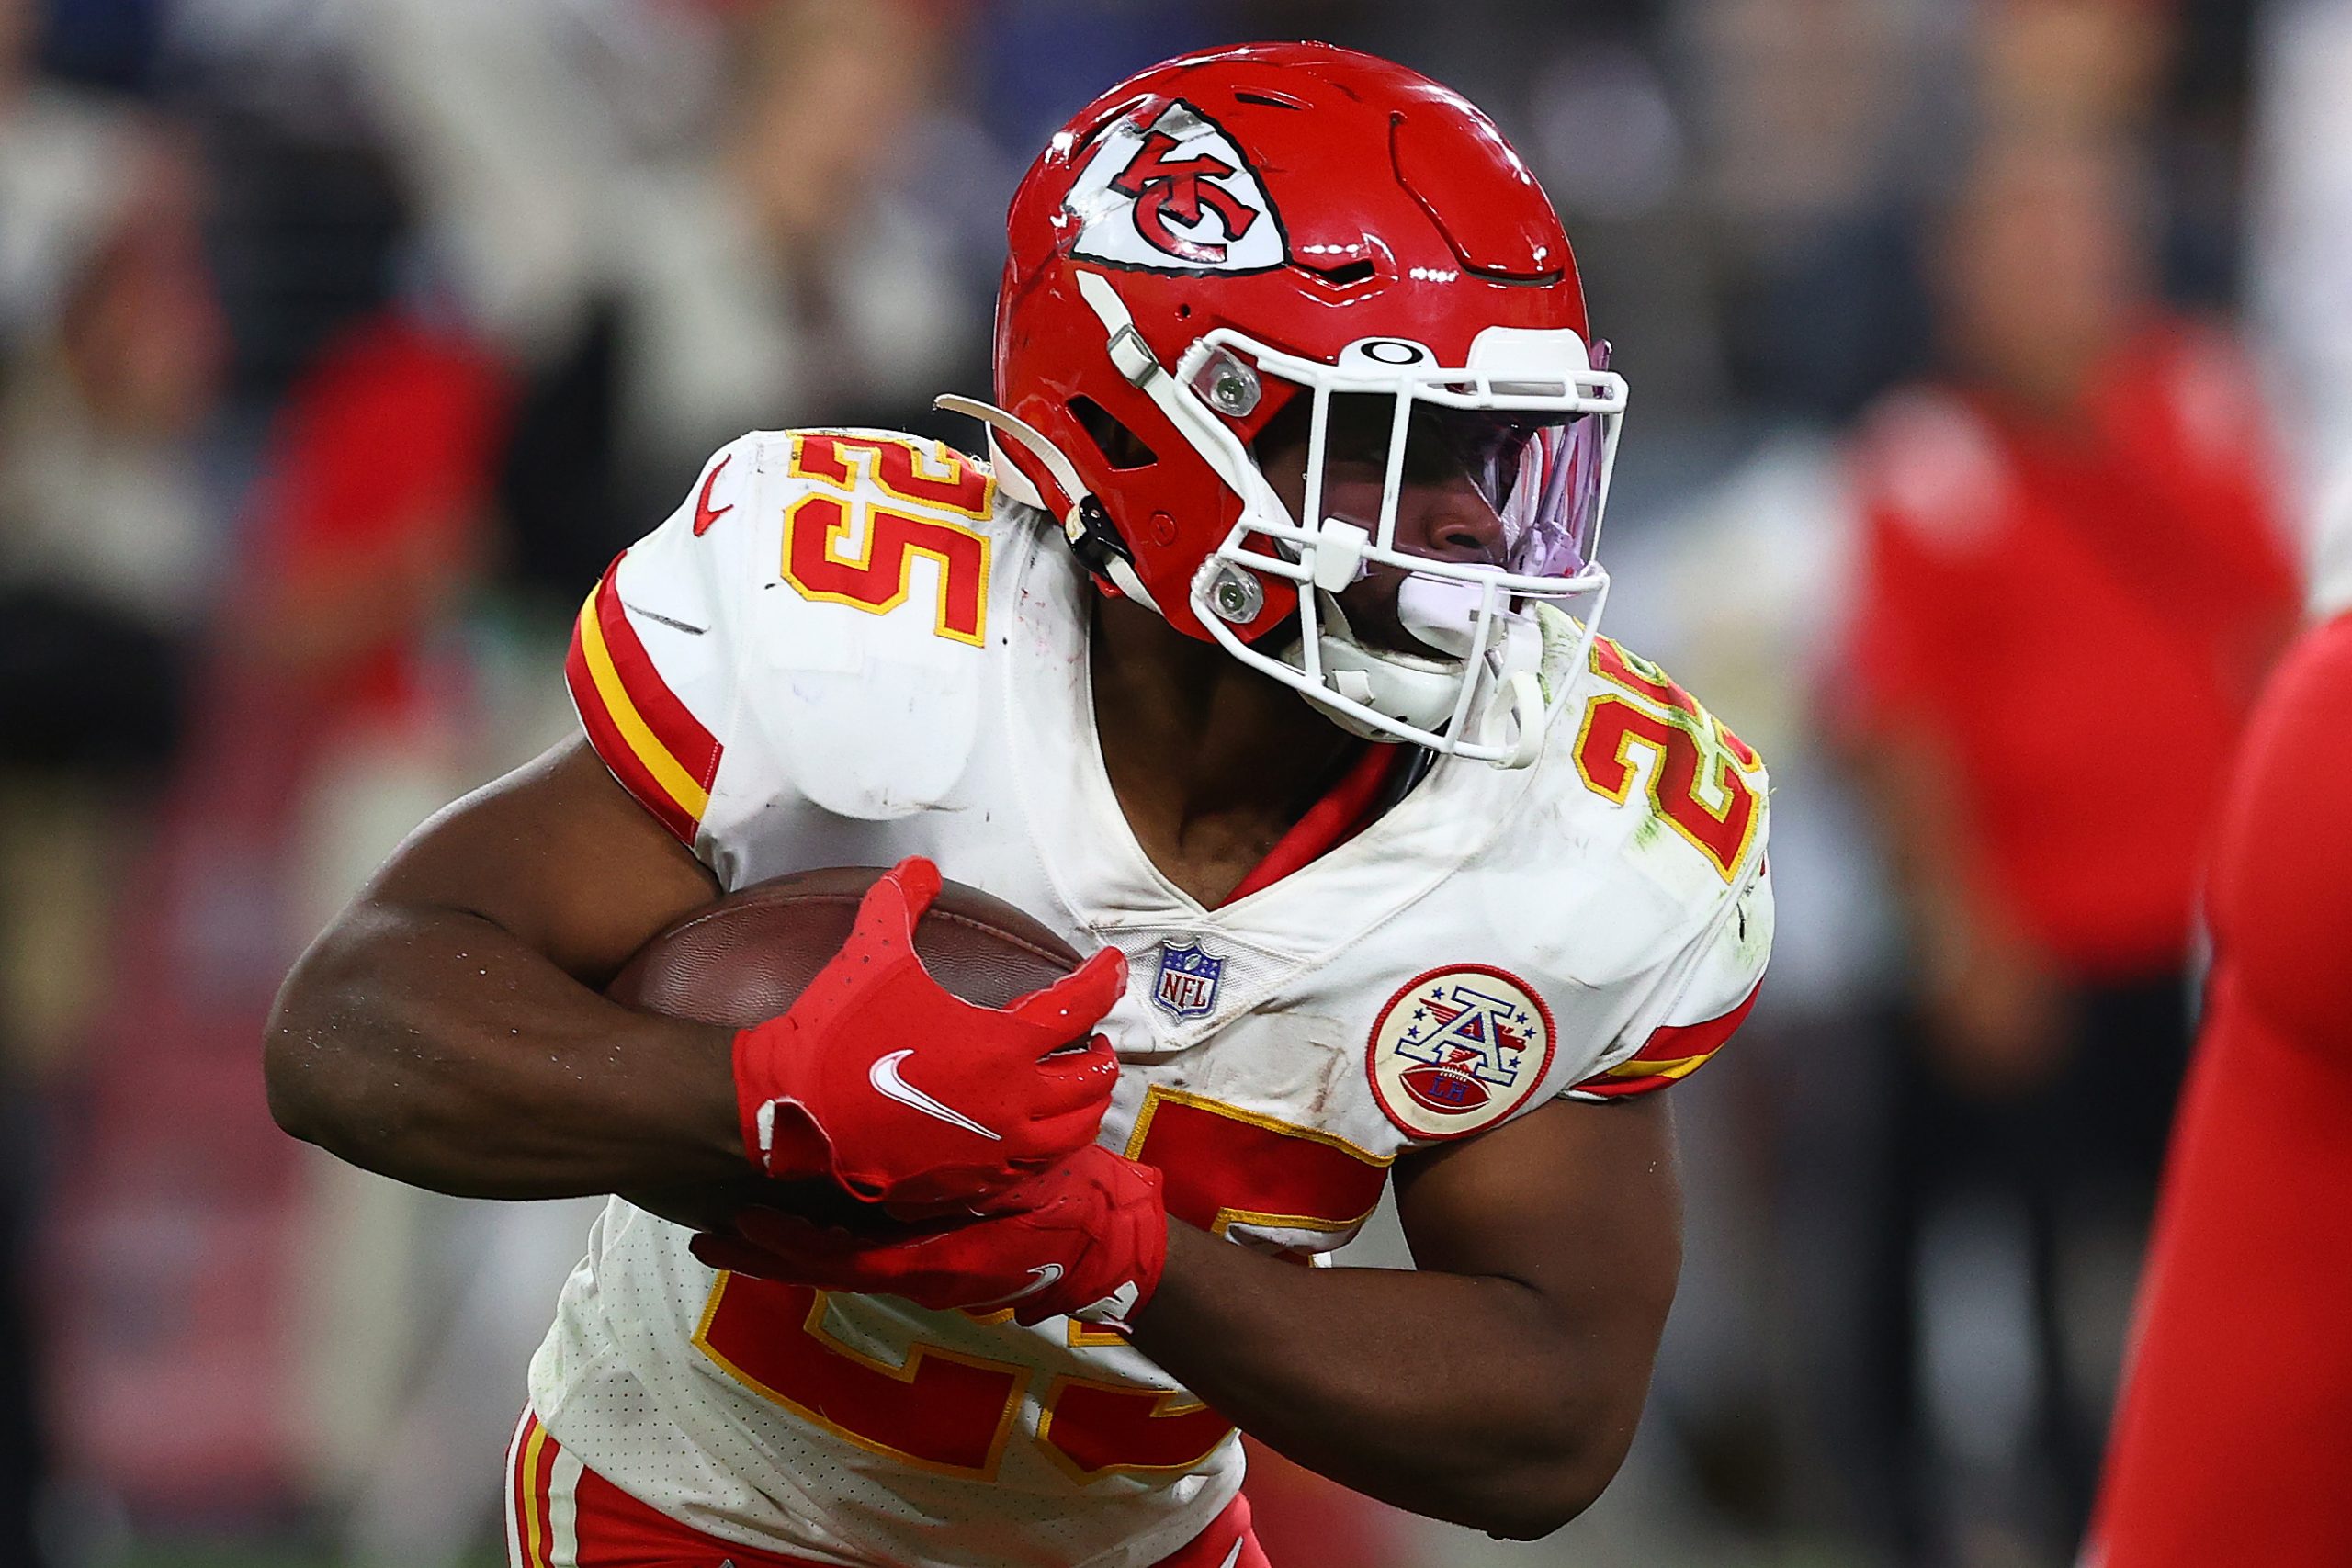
[564, 558, 724, 845]
[1575, 983, 1761, 1099]
[508, 1411, 557, 1568]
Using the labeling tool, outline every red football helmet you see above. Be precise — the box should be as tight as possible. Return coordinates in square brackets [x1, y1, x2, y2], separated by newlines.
[941, 41, 1624, 766]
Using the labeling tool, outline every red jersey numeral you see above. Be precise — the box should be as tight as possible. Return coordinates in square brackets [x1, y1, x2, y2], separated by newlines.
[694, 1089, 1391, 1485]
[1038, 1089, 1393, 1476]
[693, 1275, 1027, 1479]
[1574, 637, 1764, 881]
[1037, 1377, 1229, 1483]
[792, 432, 994, 518]
[781, 434, 995, 645]
[1125, 1087, 1392, 1240]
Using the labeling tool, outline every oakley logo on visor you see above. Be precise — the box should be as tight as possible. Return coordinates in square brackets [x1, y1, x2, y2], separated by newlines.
[1068, 101, 1284, 274]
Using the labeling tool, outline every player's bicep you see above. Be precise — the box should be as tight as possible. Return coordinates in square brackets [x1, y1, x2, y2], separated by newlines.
[1394, 1093, 1680, 1343]
[367, 736, 719, 985]
[409, 439, 750, 976]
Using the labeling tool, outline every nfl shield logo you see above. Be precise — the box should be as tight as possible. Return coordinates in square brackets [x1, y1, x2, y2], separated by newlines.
[1152, 941, 1225, 1020]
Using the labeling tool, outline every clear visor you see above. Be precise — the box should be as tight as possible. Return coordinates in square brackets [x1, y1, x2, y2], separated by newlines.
[1294, 393, 1607, 584]
[1182, 333, 1620, 606]
[1131, 310, 1624, 764]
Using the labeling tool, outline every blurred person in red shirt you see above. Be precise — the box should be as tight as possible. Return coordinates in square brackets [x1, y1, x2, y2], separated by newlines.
[2085, 515, 2352, 1567]
[1839, 130, 2298, 1554]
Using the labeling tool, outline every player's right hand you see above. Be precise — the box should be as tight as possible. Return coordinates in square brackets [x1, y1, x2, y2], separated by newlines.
[690, 1144, 1169, 1330]
[734, 856, 1125, 1208]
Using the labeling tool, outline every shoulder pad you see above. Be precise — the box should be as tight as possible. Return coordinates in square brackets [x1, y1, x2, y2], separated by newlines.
[727, 428, 1031, 821]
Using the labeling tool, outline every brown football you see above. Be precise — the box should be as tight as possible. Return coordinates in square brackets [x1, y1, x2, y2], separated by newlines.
[605, 865, 1084, 1235]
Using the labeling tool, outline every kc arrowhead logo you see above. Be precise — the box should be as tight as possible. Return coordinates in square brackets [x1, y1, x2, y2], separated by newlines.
[1067, 101, 1284, 274]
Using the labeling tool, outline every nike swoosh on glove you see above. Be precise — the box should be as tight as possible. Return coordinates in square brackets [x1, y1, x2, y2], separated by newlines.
[691, 1145, 1169, 1330]
[734, 856, 1125, 1208]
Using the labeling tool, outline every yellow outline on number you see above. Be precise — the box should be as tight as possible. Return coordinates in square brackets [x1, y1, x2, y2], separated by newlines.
[692, 1274, 1032, 1482]
[790, 430, 996, 521]
[1571, 693, 1763, 883]
[780, 491, 993, 647]
[1121, 1085, 1396, 1177]
[1066, 1087, 1396, 1348]
[1035, 1372, 1236, 1484]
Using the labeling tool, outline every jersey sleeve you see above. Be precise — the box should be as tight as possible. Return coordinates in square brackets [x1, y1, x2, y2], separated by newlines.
[1563, 854, 1774, 1100]
[563, 439, 753, 852]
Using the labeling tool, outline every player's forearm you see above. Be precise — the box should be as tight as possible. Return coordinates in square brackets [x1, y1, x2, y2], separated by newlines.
[266, 897, 744, 1199]
[1128, 1222, 1639, 1540]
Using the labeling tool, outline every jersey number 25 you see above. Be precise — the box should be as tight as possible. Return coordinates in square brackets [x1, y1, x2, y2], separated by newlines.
[693, 1088, 1390, 1483]
[779, 433, 995, 646]
[1574, 637, 1764, 881]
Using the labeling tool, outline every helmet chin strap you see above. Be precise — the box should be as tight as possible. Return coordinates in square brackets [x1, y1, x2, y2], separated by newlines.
[1292, 592, 1551, 766]
[1297, 592, 1465, 735]
[933, 394, 1160, 613]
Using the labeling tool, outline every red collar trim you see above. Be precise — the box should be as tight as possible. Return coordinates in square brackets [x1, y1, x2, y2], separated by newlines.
[1219, 743, 1403, 908]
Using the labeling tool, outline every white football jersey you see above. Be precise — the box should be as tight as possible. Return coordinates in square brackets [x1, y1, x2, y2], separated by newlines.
[534, 428, 1773, 1568]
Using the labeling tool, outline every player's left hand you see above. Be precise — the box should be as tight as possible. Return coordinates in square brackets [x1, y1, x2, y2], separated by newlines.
[690, 1145, 1169, 1329]
[733, 855, 1126, 1209]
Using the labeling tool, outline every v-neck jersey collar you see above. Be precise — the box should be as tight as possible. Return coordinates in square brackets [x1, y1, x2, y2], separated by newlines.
[996, 519, 1543, 959]
[1218, 739, 1406, 907]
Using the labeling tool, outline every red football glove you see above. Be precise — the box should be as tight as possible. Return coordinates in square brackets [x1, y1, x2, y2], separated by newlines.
[691, 1145, 1169, 1329]
[734, 856, 1125, 1208]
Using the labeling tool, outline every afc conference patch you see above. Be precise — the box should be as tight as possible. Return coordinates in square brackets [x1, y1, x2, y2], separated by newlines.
[1151, 940, 1225, 1020]
[1367, 965, 1557, 1139]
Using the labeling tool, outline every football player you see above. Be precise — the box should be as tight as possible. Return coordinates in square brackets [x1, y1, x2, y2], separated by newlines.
[266, 43, 1772, 1568]
[2086, 579, 2352, 1567]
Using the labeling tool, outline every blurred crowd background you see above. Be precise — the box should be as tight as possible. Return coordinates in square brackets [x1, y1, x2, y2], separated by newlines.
[0, 0, 2344, 1565]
